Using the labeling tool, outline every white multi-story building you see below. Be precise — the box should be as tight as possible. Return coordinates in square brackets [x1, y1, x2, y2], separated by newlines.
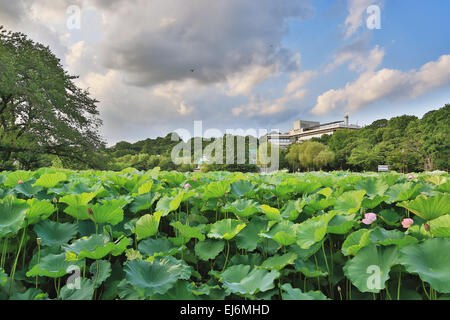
[266, 116, 360, 147]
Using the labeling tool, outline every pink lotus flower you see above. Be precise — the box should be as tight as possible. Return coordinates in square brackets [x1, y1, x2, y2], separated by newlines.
[401, 218, 414, 229]
[184, 183, 191, 189]
[18, 179, 23, 184]
[362, 212, 377, 225]
[193, 178, 197, 182]
[408, 174, 415, 179]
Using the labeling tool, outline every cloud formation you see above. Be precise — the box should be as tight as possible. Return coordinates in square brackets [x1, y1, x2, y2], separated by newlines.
[312, 54, 450, 115]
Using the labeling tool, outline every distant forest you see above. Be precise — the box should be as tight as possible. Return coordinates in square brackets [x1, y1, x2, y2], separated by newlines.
[7, 104, 446, 173]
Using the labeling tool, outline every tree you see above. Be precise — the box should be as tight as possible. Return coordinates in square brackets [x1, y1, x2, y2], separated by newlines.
[0, 27, 105, 169]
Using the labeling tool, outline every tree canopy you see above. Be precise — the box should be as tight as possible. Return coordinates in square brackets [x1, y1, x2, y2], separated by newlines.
[0, 27, 105, 170]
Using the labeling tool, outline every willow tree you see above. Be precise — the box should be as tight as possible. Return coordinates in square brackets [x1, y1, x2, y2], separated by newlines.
[0, 27, 105, 169]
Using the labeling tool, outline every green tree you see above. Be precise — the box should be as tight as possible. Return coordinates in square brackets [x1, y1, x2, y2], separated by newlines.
[0, 27, 105, 169]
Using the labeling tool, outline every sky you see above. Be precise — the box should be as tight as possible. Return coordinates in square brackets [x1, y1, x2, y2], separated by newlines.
[1, 0, 449, 145]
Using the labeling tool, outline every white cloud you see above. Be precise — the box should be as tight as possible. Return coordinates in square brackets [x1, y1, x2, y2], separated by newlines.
[344, 0, 377, 38]
[326, 45, 384, 73]
[312, 54, 450, 115]
[225, 62, 280, 96]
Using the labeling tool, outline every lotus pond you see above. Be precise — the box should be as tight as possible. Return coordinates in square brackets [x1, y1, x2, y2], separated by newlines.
[0, 168, 449, 300]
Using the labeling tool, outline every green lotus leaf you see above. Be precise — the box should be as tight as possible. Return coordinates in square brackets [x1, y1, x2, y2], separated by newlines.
[33, 220, 78, 247]
[385, 182, 422, 203]
[259, 204, 281, 221]
[194, 239, 225, 261]
[129, 192, 161, 214]
[202, 180, 230, 200]
[124, 257, 192, 297]
[0, 196, 29, 237]
[280, 200, 304, 221]
[207, 219, 246, 240]
[292, 181, 322, 195]
[397, 193, 450, 221]
[327, 213, 357, 235]
[26, 252, 78, 278]
[3, 171, 35, 187]
[296, 212, 335, 249]
[33, 172, 67, 188]
[333, 190, 366, 214]
[135, 212, 162, 240]
[230, 180, 257, 197]
[26, 199, 55, 224]
[222, 199, 260, 218]
[151, 280, 198, 300]
[261, 252, 297, 271]
[109, 237, 131, 256]
[156, 192, 184, 216]
[362, 195, 389, 209]
[343, 244, 399, 293]
[219, 264, 280, 295]
[90, 260, 112, 288]
[60, 278, 95, 300]
[429, 214, 450, 237]
[14, 181, 42, 197]
[294, 257, 328, 278]
[235, 217, 267, 251]
[438, 181, 450, 193]
[91, 198, 129, 226]
[171, 221, 205, 241]
[259, 220, 298, 246]
[355, 177, 389, 198]
[304, 194, 335, 215]
[229, 254, 264, 268]
[137, 238, 179, 260]
[281, 283, 329, 300]
[60, 192, 96, 220]
[289, 241, 324, 260]
[63, 234, 127, 260]
[9, 288, 47, 300]
[125, 248, 143, 260]
[379, 209, 401, 226]
[369, 227, 418, 248]
[136, 181, 154, 196]
[398, 238, 450, 293]
[341, 229, 372, 256]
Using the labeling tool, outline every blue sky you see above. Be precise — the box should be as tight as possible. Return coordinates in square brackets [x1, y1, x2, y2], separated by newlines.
[1, 0, 449, 144]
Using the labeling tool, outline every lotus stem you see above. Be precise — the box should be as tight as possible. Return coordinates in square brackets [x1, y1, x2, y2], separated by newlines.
[421, 281, 430, 300]
[397, 271, 401, 300]
[9, 223, 27, 296]
[222, 240, 230, 271]
[0, 238, 8, 269]
[35, 242, 41, 289]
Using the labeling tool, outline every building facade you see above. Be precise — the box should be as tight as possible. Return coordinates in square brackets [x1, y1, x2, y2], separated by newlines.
[266, 116, 360, 147]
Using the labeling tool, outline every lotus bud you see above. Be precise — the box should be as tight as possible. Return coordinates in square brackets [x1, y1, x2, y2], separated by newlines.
[337, 286, 341, 292]
[184, 183, 191, 189]
[408, 174, 415, 179]
[36, 238, 42, 246]
[53, 197, 58, 204]
[193, 177, 197, 182]
[18, 179, 23, 184]
[424, 223, 430, 231]
[88, 208, 93, 215]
